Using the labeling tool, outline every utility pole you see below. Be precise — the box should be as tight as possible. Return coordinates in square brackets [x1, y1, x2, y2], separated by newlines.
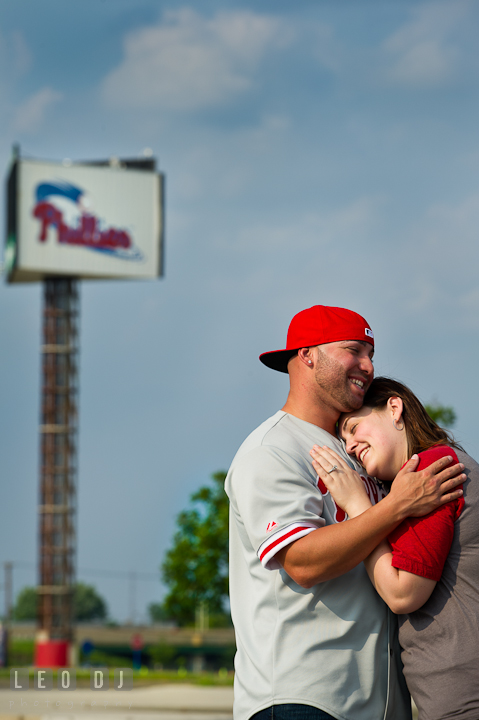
[4, 562, 13, 622]
[129, 571, 137, 625]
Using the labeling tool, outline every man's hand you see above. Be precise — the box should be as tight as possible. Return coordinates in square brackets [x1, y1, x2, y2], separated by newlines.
[279, 448, 464, 589]
[387, 455, 464, 519]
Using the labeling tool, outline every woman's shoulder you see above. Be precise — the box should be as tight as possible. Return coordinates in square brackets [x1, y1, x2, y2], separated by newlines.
[417, 446, 465, 519]
[417, 445, 459, 468]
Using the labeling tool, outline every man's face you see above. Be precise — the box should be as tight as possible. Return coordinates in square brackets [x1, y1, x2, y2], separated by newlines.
[310, 340, 374, 414]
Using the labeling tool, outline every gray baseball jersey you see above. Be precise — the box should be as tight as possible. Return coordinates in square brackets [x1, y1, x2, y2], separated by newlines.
[225, 411, 411, 720]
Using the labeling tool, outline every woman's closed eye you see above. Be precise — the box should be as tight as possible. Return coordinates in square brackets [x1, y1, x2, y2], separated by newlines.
[347, 423, 358, 439]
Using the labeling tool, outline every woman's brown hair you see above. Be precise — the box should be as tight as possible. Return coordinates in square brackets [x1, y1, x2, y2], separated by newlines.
[362, 377, 463, 457]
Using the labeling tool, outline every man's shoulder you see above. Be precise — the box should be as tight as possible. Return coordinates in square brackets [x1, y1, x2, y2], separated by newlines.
[226, 413, 347, 496]
[233, 411, 336, 459]
[235, 411, 288, 455]
[225, 412, 327, 501]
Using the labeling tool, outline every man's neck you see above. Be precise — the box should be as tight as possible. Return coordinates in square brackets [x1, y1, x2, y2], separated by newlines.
[281, 395, 339, 435]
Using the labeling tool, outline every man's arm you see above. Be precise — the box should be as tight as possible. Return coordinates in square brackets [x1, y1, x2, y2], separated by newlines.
[277, 454, 464, 588]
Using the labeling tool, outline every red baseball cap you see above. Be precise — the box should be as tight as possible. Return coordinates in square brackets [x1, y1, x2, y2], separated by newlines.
[259, 305, 374, 373]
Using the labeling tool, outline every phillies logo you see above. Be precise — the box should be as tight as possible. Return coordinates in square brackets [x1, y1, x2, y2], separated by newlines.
[317, 477, 347, 522]
[317, 474, 383, 523]
[32, 180, 143, 261]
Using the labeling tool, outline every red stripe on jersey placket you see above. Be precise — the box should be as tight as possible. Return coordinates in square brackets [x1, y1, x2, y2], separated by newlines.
[259, 526, 312, 562]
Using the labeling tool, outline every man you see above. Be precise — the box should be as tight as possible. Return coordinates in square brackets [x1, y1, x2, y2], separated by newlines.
[225, 305, 464, 720]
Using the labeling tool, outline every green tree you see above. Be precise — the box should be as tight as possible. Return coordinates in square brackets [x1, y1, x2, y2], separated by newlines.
[148, 602, 172, 624]
[13, 587, 37, 621]
[12, 583, 108, 622]
[425, 401, 456, 428]
[149, 641, 176, 668]
[162, 471, 229, 626]
[74, 582, 107, 621]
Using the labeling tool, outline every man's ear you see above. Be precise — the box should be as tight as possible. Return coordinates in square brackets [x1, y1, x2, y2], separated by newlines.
[387, 396, 404, 423]
[297, 347, 313, 367]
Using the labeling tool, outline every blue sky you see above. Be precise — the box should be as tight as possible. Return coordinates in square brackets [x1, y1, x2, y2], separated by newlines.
[1, 0, 479, 622]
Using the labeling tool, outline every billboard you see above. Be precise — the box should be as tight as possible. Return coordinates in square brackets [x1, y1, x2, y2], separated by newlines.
[5, 157, 164, 282]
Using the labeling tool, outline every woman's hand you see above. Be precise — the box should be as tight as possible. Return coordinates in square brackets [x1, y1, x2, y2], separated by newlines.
[310, 445, 373, 518]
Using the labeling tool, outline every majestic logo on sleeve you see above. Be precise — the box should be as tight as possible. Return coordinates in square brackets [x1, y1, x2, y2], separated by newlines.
[32, 180, 143, 261]
[266, 521, 278, 533]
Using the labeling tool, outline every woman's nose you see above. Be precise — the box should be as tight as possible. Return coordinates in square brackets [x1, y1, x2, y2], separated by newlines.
[345, 437, 356, 455]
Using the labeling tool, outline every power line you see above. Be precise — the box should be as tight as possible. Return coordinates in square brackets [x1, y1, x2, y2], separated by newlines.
[79, 567, 159, 581]
[1, 561, 159, 581]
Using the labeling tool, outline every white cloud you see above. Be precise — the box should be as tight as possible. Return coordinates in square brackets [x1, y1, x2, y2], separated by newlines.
[398, 190, 479, 328]
[11, 31, 32, 76]
[101, 8, 290, 111]
[388, 39, 455, 86]
[424, 191, 479, 249]
[232, 195, 380, 255]
[11, 87, 62, 134]
[310, 23, 342, 74]
[381, 2, 468, 86]
[0, 29, 31, 81]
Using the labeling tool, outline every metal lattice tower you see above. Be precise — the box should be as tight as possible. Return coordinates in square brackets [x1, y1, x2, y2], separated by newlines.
[38, 278, 78, 641]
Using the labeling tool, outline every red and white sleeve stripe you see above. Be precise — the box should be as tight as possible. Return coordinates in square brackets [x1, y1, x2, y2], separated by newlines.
[258, 522, 324, 570]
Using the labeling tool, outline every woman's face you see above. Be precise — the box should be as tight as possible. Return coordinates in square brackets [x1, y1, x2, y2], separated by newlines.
[339, 402, 408, 481]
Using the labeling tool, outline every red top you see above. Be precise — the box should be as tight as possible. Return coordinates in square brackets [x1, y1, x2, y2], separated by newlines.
[388, 446, 464, 582]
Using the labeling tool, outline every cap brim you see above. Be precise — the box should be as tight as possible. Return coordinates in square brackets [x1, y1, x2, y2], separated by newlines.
[259, 349, 299, 373]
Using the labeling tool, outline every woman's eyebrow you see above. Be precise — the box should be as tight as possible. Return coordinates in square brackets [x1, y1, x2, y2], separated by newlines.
[341, 417, 350, 435]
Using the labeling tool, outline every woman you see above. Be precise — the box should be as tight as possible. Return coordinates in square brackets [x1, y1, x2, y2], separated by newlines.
[310, 377, 479, 720]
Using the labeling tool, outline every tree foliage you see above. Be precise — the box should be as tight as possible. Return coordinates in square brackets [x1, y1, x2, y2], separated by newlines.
[425, 401, 456, 428]
[149, 640, 176, 667]
[161, 471, 229, 626]
[12, 582, 108, 622]
[148, 602, 172, 624]
[13, 587, 37, 621]
[74, 582, 108, 621]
